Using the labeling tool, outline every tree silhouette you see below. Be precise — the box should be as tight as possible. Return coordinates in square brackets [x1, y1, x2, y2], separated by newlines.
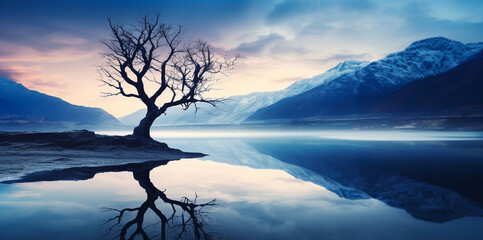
[101, 167, 216, 240]
[99, 14, 237, 139]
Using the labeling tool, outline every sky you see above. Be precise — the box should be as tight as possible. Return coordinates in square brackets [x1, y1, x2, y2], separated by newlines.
[0, 0, 482, 117]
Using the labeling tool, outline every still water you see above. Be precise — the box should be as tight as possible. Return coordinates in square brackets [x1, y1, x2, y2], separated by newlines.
[1, 130, 482, 239]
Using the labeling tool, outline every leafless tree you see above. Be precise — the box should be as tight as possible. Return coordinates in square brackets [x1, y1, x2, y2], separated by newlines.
[99, 14, 237, 139]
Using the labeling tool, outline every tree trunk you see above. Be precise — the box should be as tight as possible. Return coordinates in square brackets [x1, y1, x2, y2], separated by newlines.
[133, 109, 159, 140]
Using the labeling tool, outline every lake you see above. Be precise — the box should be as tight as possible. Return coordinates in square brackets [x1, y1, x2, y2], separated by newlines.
[1, 130, 483, 240]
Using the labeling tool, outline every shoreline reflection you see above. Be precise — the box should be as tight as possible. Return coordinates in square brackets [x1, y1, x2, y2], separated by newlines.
[4, 160, 216, 240]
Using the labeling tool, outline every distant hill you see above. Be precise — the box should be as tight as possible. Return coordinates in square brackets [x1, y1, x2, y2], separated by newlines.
[0, 77, 119, 127]
[246, 37, 483, 121]
[373, 51, 483, 115]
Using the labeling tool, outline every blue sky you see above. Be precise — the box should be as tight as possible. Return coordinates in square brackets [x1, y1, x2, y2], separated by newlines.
[0, 0, 482, 116]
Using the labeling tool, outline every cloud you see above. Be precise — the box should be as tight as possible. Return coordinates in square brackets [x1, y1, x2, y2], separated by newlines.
[393, 2, 483, 41]
[259, 0, 483, 63]
[49, 37, 88, 45]
[0, 20, 94, 52]
[316, 52, 372, 64]
[266, 0, 375, 25]
[271, 76, 304, 84]
[0, 41, 96, 63]
[233, 33, 308, 57]
[266, 0, 319, 24]
[235, 34, 285, 54]
[422, 0, 483, 22]
[0, 64, 66, 90]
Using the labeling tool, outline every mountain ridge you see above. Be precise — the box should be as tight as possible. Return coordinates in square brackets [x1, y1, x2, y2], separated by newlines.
[0, 77, 120, 127]
[373, 50, 483, 114]
[246, 37, 483, 121]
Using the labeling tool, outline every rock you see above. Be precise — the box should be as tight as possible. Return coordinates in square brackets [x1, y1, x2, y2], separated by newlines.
[0, 130, 170, 150]
[0, 130, 206, 182]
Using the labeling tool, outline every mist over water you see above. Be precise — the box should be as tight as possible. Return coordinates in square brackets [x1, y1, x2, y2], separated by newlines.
[98, 128, 483, 141]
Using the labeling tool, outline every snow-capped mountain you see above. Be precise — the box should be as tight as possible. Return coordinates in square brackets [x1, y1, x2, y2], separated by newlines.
[247, 37, 483, 121]
[0, 77, 119, 126]
[120, 60, 370, 126]
[374, 50, 483, 114]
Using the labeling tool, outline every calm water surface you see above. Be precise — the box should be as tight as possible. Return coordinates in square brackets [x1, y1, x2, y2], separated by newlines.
[1, 130, 482, 240]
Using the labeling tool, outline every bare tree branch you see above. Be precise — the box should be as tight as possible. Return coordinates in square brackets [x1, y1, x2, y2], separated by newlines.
[99, 13, 238, 139]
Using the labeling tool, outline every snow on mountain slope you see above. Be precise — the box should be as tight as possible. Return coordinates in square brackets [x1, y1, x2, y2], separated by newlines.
[247, 37, 483, 121]
[374, 50, 483, 114]
[120, 60, 369, 126]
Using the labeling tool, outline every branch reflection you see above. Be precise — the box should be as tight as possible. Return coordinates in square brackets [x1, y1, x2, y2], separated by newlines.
[101, 166, 215, 240]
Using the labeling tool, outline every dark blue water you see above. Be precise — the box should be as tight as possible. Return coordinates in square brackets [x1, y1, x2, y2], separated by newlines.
[1, 131, 482, 240]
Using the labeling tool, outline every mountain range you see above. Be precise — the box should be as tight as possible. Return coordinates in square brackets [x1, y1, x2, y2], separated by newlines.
[0, 77, 119, 127]
[120, 60, 370, 126]
[2, 37, 481, 128]
[373, 50, 483, 115]
[247, 37, 483, 121]
[120, 37, 483, 126]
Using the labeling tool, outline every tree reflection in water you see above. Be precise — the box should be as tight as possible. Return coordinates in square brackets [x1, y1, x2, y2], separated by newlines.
[101, 168, 216, 240]
[4, 160, 216, 240]
[100, 167, 216, 240]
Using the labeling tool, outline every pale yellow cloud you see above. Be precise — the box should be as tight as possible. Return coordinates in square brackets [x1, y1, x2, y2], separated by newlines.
[49, 36, 89, 45]
[0, 64, 66, 91]
[0, 41, 96, 63]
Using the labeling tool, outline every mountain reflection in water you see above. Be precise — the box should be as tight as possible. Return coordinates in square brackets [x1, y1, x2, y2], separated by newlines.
[163, 136, 483, 223]
[2, 131, 483, 240]
[245, 139, 483, 222]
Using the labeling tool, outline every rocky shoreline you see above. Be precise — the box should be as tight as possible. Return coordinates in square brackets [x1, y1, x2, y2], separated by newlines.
[0, 130, 205, 182]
